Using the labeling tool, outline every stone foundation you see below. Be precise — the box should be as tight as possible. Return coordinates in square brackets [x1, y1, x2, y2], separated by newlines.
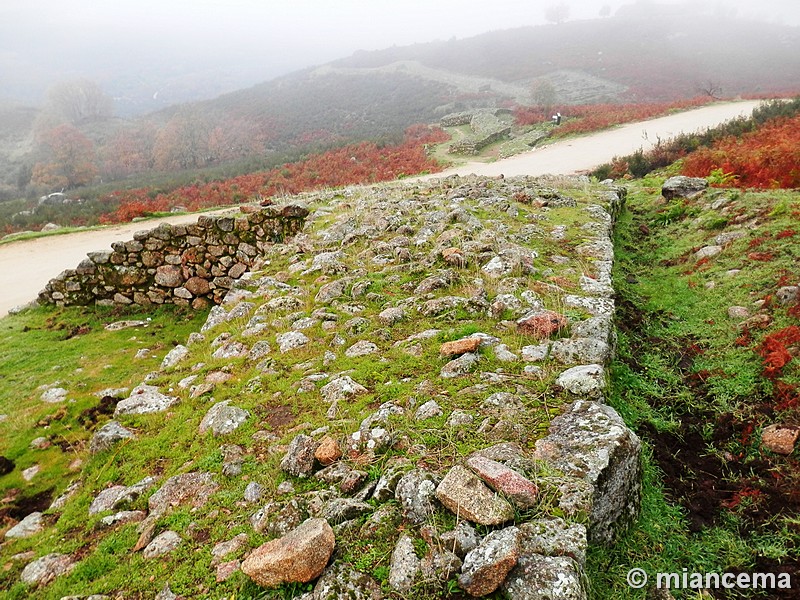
[38, 204, 308, 310]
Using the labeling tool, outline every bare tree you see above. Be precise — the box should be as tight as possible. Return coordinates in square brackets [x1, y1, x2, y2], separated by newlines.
[545, 3, 571, 24]
[697, 80, 723, 100]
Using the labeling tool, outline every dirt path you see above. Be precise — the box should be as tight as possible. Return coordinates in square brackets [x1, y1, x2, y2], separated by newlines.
[0, 100, 762, 316]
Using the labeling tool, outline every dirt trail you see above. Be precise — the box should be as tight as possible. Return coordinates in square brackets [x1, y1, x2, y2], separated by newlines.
[0, 100, 762, 316]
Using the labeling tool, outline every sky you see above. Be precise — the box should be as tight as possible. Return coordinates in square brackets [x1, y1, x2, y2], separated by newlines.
[1, 0, 798, 111]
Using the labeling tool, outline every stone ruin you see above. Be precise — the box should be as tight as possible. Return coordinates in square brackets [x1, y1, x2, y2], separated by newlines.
[38, 204, 309, 310]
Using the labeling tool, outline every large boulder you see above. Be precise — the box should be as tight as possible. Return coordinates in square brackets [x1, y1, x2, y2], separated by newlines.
[534, 400, 641, 544]
[661, 176, 708, 200]
[241, 518, 335, 588]
[435, 465, 515, 526]
[459, 526, 521, 596]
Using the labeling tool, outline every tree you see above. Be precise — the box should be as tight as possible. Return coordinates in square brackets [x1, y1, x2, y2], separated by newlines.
[697, 80, 723, 100]
[545, 3, 571, 24]
[153, 108, 213, 171]
[530, 80, 558, 114]
[599, 5, 611, 17]
[100, 124, 157, 179]
[45, 79, 113, 124]
[30, 124, 97, 190]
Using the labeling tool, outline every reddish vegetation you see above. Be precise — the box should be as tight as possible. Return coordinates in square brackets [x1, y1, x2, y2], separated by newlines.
[514, 97, 711, 136]
[757, 326, 800, 379]
[98, 125, 447, 224]
[682, 114, 800, 188]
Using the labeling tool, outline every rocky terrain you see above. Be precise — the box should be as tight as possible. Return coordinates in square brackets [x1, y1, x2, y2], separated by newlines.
[0, 174, 644, 598]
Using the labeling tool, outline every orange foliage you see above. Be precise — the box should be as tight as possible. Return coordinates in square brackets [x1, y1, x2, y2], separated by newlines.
[514, 98, 711, 136]
[757, 326, 800, 379]
[98, 125, 446, 224]
[682, 114, 800, 188]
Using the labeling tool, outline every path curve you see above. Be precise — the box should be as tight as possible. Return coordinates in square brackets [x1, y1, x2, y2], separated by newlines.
[0, 100, 762, 316]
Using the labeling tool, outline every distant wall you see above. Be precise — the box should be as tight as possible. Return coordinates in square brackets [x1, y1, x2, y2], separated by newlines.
[38, 205, 308, 310]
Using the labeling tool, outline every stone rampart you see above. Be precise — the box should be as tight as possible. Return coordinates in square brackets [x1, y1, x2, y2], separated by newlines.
[38, 204, 308, 310]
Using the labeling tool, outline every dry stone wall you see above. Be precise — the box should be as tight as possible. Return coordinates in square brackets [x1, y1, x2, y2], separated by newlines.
[38, 205, 308, 310]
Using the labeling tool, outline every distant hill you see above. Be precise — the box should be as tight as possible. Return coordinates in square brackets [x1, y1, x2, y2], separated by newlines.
[1, 8, 798, 200]
[330, 9, 800, 102]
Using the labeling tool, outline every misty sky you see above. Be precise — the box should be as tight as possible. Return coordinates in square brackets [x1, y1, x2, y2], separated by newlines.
[1, 0, 799, 109]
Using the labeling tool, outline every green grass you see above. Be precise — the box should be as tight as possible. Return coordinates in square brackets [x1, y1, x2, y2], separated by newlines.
[586, 179, 800, 599]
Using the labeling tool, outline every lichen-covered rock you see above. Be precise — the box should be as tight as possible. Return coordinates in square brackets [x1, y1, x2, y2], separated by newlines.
[4, 512, 44, 539]
[313, 562, 384, 599]
[503, 554, 588, 600]
[276, 331, 310, 353]
[378, 306, 405, 326]
[322, 498, 372, 524]
[435, 465, 515, 526]
[89, 476, 156, 515]
[20, 553, 75, 586]
[198, 400, 249, 436]
[114, 384, 179, 416]
[661, 175, 708, 200]
[555, 364, 606, 398]
[100, 510, 146, 527]
[459, 526, 521, 596]
[280, 434, 320, 478]
[550, 338, 611, 366]
[241, 518, 335, 588]
[388, 534, 420, 593]
[148, 472, 218, 519]
[321, 376, 368, 405]
[143, 530, 182, 559]
[395, 469, 439, 524]
[440, 521, 480, 559]
[345, 340, 379, 357]
[440, 352, 479, 378]
[160, 344, 189, 370]
[211, 533, 250, 566]
[518, 518, 588, 566]
[420, 548, 462, 583]
[414, 400, 443, 421]
[89, 420, 135, 453]
[534, 401, 641, 544]
[40, 387, 68, 403]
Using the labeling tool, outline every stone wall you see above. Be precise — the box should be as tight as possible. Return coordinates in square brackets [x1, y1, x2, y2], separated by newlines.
[38, 204, 308, 310]
[448, 111, 512, 155]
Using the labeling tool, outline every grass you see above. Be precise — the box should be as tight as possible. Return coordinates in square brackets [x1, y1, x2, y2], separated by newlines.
[586, 178, 800, 599]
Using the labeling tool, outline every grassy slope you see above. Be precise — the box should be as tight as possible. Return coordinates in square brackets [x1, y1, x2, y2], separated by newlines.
[588, 177, 799, 598]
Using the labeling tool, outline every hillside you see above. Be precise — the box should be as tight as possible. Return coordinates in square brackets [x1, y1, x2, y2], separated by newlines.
[1, 8, 798, 203]
[1, 100, 799, 598]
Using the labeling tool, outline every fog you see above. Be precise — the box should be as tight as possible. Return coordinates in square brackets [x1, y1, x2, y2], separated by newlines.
[1, 0, 798, 113]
